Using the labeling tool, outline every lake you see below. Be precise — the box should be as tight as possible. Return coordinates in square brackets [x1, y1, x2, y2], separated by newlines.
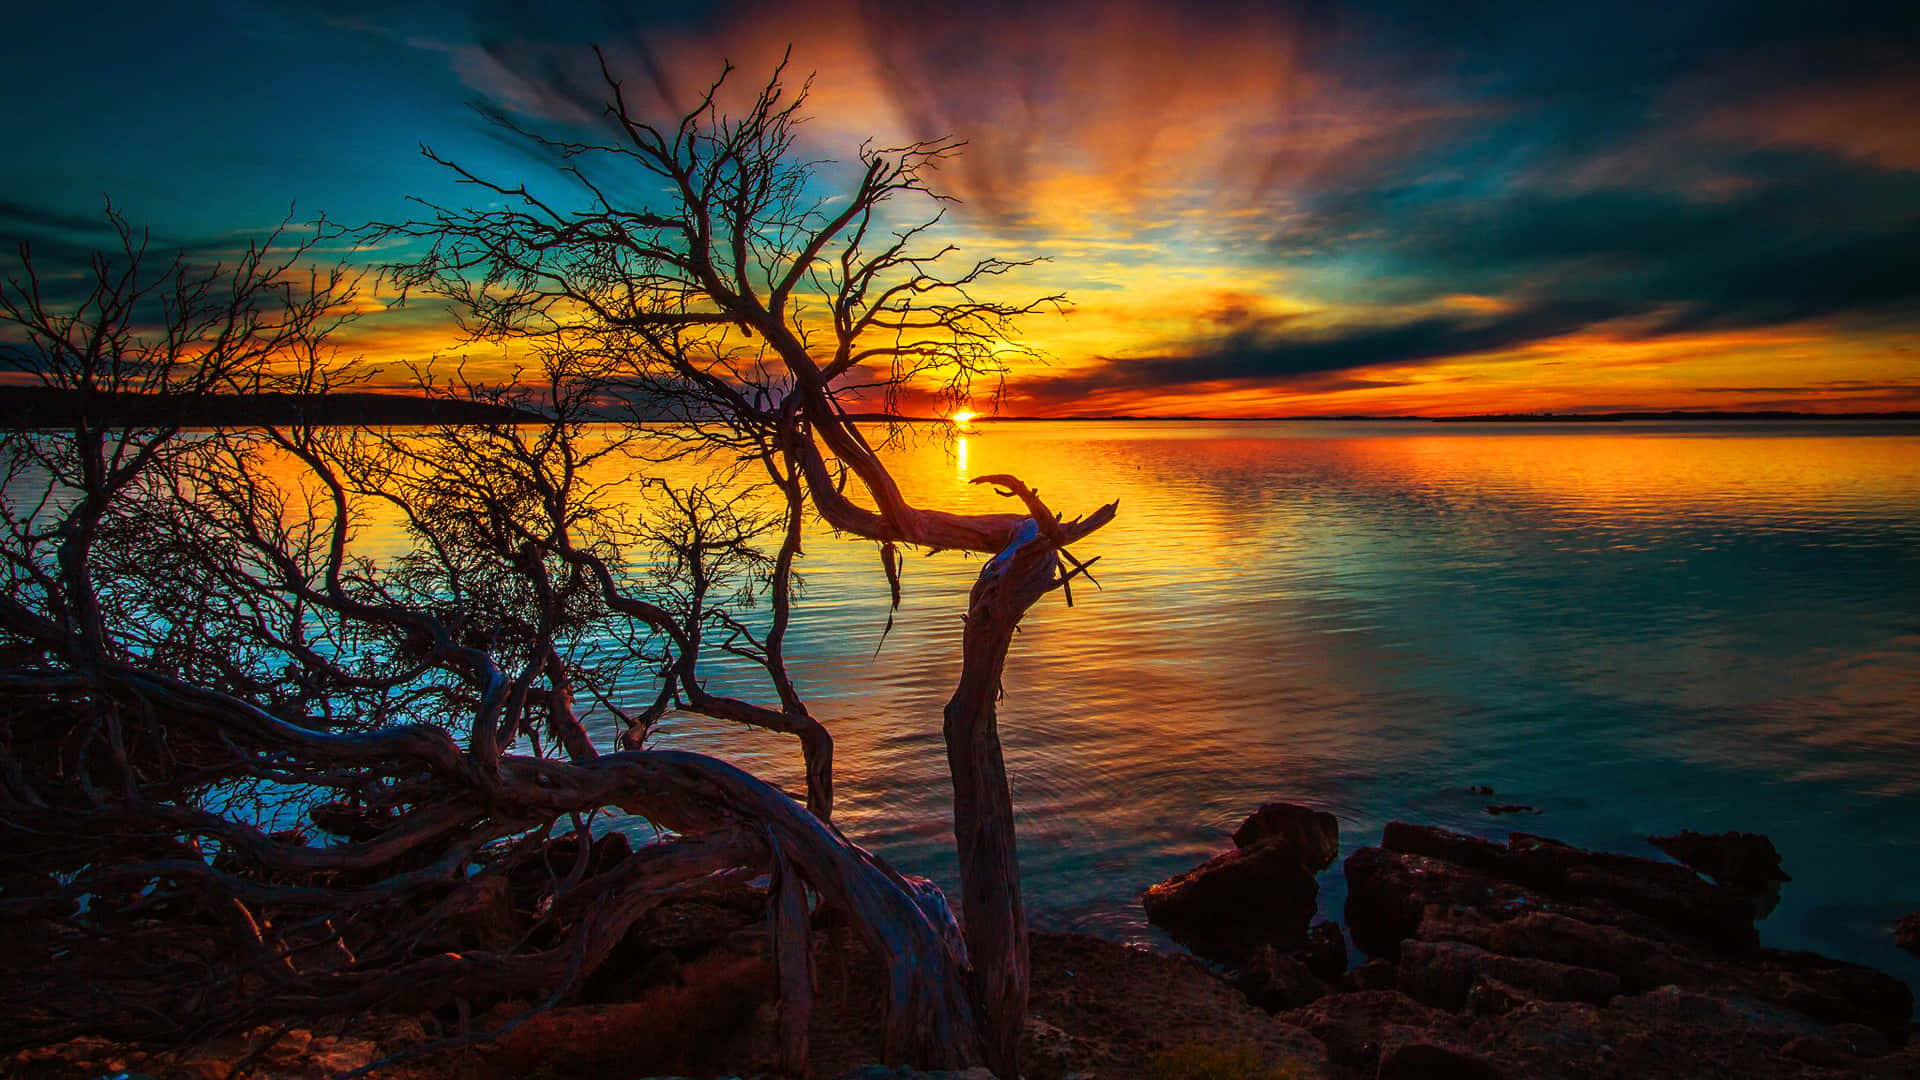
[600, 419, 1920, 993]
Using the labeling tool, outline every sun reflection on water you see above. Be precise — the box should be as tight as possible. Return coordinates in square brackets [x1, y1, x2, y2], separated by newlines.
[265, 419, 1920, 986]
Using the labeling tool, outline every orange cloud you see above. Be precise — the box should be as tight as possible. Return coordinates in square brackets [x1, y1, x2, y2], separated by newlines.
[995, 321, 1920, 418]
[423, 0, 1472, 242]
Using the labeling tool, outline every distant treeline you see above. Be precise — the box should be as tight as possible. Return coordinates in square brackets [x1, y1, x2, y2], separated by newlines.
[0, 388, 545, 429]
[8, 392, 1908, 428]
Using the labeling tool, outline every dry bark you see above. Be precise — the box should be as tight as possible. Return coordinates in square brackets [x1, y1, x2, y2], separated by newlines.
[940, 478, 1115, 1076]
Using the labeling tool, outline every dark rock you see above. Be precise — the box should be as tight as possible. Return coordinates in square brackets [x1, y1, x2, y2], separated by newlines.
[1143, 841, 1318, 961]
[838, 1068, 998, 1080]
[1231, 802, 1340, 871]
[1304, 919, 1348, 982]
[1382, 822, 1519, 876]
[1614, 987, 1827, 1049]
[1507, 832, 1761, 954]
[1829, 1022, 1893, 1059]
[1562, 857, 1757, 954]
[1896, 911, 1920, 956]
[1414, 904, 1498, 949]
[1779, 1034, 1860, 1069]
[1479, 997, 1797, 1080]
[1232, 944, 1327, 1011]
[1747, 946, 1914, 1044]
[1281, 989, 1458, 1071]
[1028, 932, 1333, 1079]
[1398, 940, 1621, 1011]
[1303, 820, 1920, 1079]
[1024, 1015, 1081, 1068]
[1383, 824, 1762, 954]
[1649, 829, 1790, 888]
[1468, 785, 1495, 796]
[1483, 805, 1537, 816]
[1463, 976, 1532, 1017]
[1473, 913, 1911, 1044]
[1346, 958, 1399, 992]
[1445, 906, 1796, 1001]
[1378, 1042, 1504, 1080]
[1481, 911, 1709, 991]
[1279, 819, 1920, 1078]
[1344, 845, 1554, 960]
[1357, 824, 1914, 1044]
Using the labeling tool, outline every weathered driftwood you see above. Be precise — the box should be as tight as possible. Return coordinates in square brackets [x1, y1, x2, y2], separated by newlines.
[942, 477, 1117, 1076]
[359, 54, 1119, 1074]
[1, 57, 1119, 1078]
[0, 660, 981, 1063]
[771, 843, 813, 1075]
[587, 749, 981, 1064]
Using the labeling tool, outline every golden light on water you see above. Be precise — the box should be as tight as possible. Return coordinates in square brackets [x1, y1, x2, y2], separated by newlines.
[231, 419, 1920, 975]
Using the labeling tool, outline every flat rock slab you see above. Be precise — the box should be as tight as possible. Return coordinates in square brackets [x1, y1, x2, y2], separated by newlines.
[1328, 820, 1917, 1075]
[1896, 911, 1920, 956]
[1143, 840, 1319, 961]
[1649, 829, 1790, 888]
[1232, 802, 1341, 871]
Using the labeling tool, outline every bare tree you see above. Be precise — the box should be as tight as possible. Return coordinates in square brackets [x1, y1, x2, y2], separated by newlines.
[371, 52, 1116, 1074]
[0, 55, 1111, 1079]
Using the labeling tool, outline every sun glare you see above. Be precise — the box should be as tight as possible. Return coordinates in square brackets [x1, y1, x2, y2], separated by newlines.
[951, 410, 978, 425]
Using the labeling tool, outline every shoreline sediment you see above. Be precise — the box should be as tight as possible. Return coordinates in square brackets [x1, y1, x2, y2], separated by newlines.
[11, 805, 1916, 1079]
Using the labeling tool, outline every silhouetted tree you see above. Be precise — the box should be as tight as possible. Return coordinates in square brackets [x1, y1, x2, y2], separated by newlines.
[0, 56, 1111, 1078]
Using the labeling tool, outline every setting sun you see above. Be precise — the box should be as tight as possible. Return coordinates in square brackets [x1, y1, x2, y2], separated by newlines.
[4, 2, 1919, 1071]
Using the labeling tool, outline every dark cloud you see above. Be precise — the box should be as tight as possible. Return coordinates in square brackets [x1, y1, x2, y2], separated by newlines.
[841, 0, 1920, 226]
[0, 201, 124, 238]
[1021, 141, 1920, 403]
[0, 201, 138, 275]
[841, 0, 1920, 407]
[0, 198, 322, 261]
[0, 200, 336, 322]
[1290, 149, 1920, 336]
[1026, 298, 1629, 400]
[11, 0, 1913, 412]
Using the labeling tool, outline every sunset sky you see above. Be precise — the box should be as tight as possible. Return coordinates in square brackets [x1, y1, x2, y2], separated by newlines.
[3, 0, 1917, 417]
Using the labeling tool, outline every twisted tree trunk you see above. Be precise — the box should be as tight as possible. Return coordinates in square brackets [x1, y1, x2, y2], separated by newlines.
[943, 481, 1116, 1078]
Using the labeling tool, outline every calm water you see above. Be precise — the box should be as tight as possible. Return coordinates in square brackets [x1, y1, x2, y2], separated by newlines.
[597, 420, 1920, 993]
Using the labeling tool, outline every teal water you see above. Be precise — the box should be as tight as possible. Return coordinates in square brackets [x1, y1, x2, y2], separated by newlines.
[609, 420, 1920, 994]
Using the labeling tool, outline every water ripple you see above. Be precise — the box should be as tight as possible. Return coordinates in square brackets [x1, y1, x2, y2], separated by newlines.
[594, 419, 1920, 991]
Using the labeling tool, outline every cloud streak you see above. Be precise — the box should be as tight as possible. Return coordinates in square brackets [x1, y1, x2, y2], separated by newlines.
[3, 0, 1917, 415]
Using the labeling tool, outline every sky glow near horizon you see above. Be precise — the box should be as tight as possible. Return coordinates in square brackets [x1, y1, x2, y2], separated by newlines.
[2, 0, 1917, 417]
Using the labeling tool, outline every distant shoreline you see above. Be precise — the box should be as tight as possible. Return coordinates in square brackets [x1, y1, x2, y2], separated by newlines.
[0, 389, 542, 429]
[3, 389, 1915, 429]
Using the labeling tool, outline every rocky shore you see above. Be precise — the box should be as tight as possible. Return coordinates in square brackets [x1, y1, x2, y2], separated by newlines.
[1141, 804, 1917, 1079]
[9, 806, 1917, 1079]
